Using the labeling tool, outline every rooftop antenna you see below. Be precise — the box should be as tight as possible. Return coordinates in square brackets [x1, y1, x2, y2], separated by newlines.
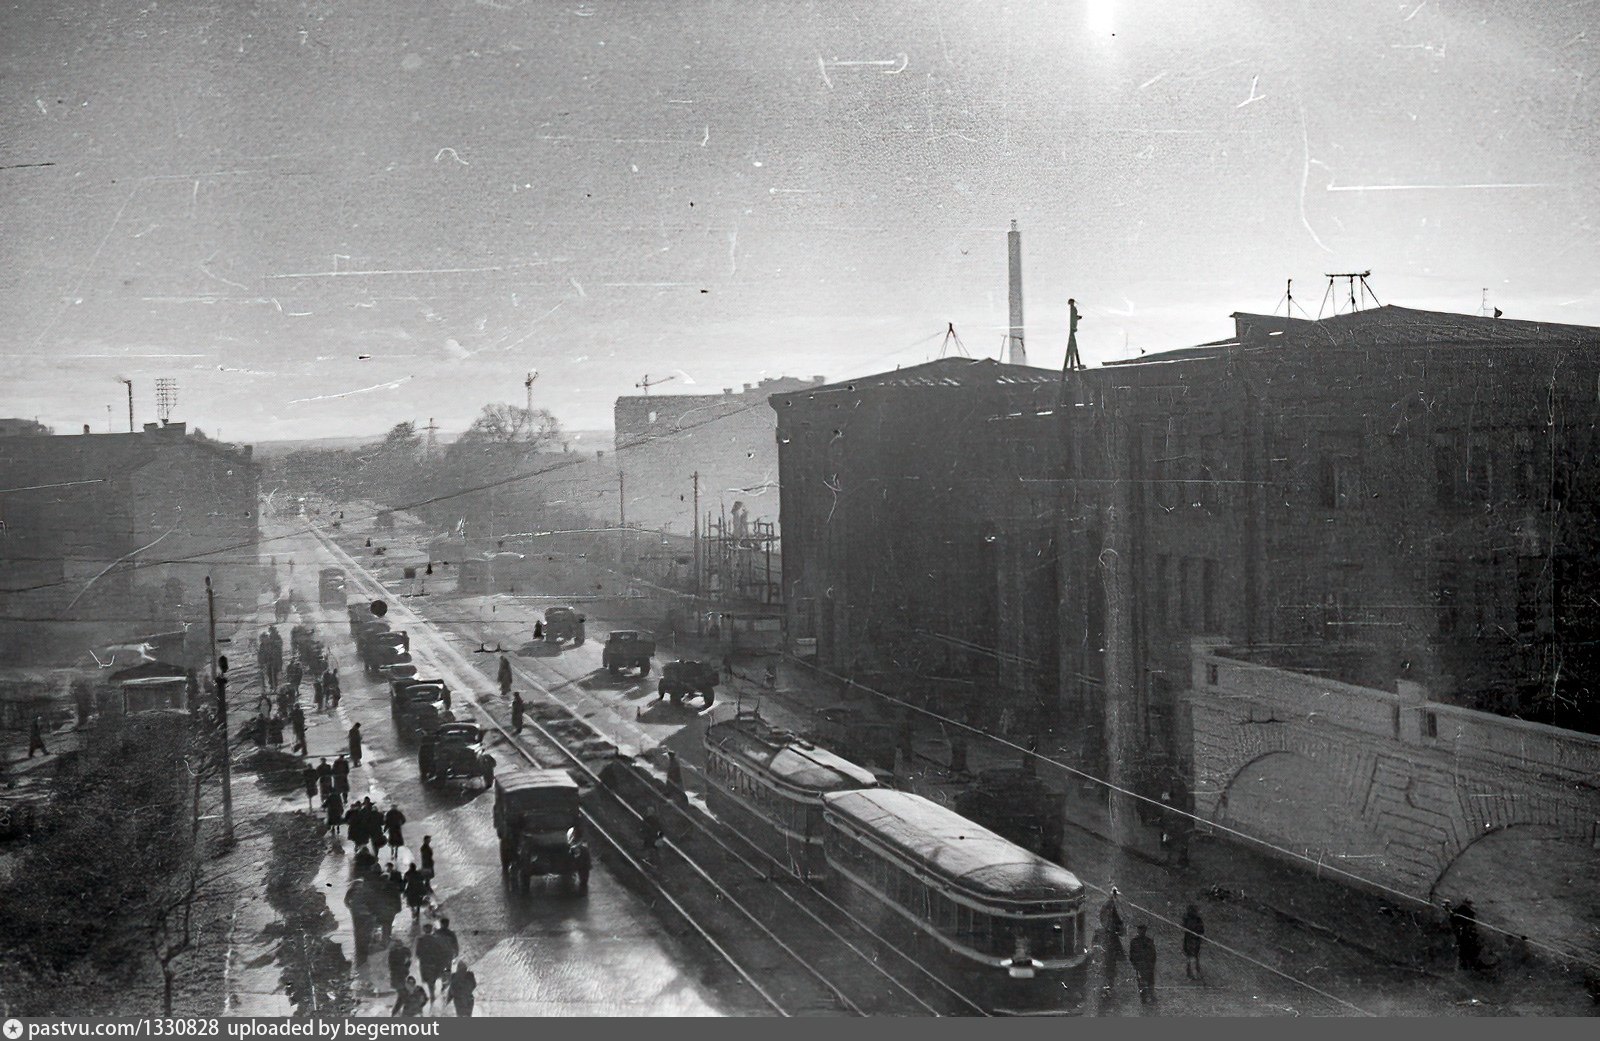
[636, 373, 677, 397]
[155, 377, 178, 424]
[938, 322, 970, 359]
[1274, 278, 1313, 320]
[1318, 270, 1379, 318]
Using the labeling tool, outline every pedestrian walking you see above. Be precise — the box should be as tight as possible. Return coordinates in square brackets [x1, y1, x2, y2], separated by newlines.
[665, 750, 684, 792]
[436, 918, 459, 970]
[290, 704, 307, 754]
[764, 662, 777, 689]
[267, 713, 284, 748]
[302, 764, 319, 811]
[387, 940, 413, 993]
[380, 862, 403, 943]
[420, 836, 435, 877]
[364, 799, 384, 851]
[414, 924, 450, 1000]
[27, 716, 48, 758]
[286, 658, 303, 695]
[447, 961, 477, 1017]
[316, 758, 334, 801]
[1181, 905, 1206, 980]
[1098, 924, 1126, 997]
[391, 976, 427, 1018]
[497, 654, 513, 698]
[533, 619, 544, 641]
[314, 676, 326, 712]
[329, 667, 341, 710]
[511, 691, 525, 734]
[1449, 899, 1484, 971]
[344, 875, 375, 964]
[326, 790, 346, 835]
[1129, 923, 1158, 1004]
[403, 864, 430, 919]
[349, 722, 363, 766]
[333, 755, 351, 799]
[347, 802, 368, 851]
[385, 805, 407, 850]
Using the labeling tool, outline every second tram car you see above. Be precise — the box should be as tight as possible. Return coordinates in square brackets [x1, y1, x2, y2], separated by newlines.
[821, 788, 1090, 1012]
[703, 709, 878, 878]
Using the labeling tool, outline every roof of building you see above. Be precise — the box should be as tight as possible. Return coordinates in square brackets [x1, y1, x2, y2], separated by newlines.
[0, 427, 256, 492]
[707, 713, 880, 792]
[1110, 305, 1600, 368]
[823, 788, 1084, 903]
[771, 357, 1062, 400]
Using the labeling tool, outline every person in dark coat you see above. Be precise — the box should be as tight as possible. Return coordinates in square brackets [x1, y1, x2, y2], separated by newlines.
[1181, 905, 1206, 980]
[326, 790, 345, 835]
[328, 668, 341, 709]
[497, 654, 513, 697]
[385, 805, 407, 850]
[27, 716, 48, 758]
[379, 862, 404, 942]
[332, 755, 351, 799]
[290, 704, 307, 754]
[387, 940, 412, 994]
[348, 722, 363, 767]
[414, 923, 450, 1001]
[448, 961, 477, 1017]
[665, 751, 684, 792]
[364, 799, 384, 850]
[316, 758, 334, 801]
[1450, 899, 1483, 971]
[511, 692, 525, 734]
[532, 620, 544, 641]
[420, 836, 435, 877]
[1099, 924, 1126, 997]
[347, 803, 368, 850]
[1128, 923, 1158, 1004]
[403, 865, 430, 919]
[391, 976, 427, 1018]
[314, 675, 326, 712]
[302, 765, 319, 811]
[344, 875, 376, 964]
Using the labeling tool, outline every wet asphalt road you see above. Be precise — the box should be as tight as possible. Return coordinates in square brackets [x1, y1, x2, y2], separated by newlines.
[279, 527, 760, 1017]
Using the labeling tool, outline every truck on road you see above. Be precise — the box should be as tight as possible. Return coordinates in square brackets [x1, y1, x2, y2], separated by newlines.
[601, 630, 655, 676]
[657, 660, 718, 708]
[419, 722, 495, 788]
[494, 767, 591, 894]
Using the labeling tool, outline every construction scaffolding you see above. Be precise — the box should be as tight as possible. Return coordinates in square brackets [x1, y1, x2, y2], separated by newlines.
[699, 500, 779, 606]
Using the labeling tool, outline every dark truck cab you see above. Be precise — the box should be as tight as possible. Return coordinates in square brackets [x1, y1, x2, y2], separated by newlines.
[419, 722, 495, 788]
[657, 660, 718, 708]
[543, 606, 581, 644]
[602, 630, 656, 676]
[390, 678, 454, 740]
[494, 767, 591, 894]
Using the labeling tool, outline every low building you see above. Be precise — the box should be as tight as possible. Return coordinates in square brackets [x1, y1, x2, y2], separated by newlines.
[0, 421, 262, 667]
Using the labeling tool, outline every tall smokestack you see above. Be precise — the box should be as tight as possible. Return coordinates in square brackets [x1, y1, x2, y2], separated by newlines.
[1007, 219, 1026, 366]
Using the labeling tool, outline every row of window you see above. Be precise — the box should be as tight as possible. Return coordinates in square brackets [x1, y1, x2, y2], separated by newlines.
[705, 750, 819, 841]
[823, 827, 1081, 961]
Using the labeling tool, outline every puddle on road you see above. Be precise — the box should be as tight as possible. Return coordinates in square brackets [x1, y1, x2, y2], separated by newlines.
[262, 816, 358, 1017]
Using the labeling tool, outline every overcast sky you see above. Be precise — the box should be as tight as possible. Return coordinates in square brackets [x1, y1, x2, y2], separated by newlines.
[2, 0, 1596, 441]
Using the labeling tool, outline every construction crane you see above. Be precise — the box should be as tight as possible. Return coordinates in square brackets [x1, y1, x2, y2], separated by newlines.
[636, 374, 677, 397]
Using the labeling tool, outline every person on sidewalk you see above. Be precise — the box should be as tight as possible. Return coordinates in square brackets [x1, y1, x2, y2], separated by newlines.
[403, 864, 430, 920]
[1181, 905, 1206, 980]
[326, 790, 346, 836]
[391, 976, 427, 1018]
[290, 704, 307, 754]
[414, 924, 450, 1001]
[314, 675, 326, 712]
[302, 764, 319, 811]
[448, 961, 477, 1017]
[1098, 923, 1126, 999]
[436, 917, 459, 969]
[329, 668, 342, 710]
[1129, 923, 1157, 1004]
[385, 805, 407, 851]
[533, 620, 544, 641]
[665, 750, 684, 792]
[511, 692, 525, 734]
[349, 722, 363, 767]
[316, 758, 334, 803]
[497, 654, 513, 698]
[28, 716, 48, 758]
[333, 755, 351, 800]
[420, 836, 435, 878]
[387, 940, 412, 993]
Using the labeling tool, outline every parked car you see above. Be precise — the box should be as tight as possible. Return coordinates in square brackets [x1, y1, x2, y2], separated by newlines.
[392, 681, 454, 740]
[602, 630, 656, 676]
[657, 660, 718, 708]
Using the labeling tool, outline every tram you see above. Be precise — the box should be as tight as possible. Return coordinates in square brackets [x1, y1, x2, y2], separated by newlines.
[702, 709, 878, 878]
[821, 788, 1090, 1013]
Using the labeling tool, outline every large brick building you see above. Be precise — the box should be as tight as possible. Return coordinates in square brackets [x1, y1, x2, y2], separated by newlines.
[0, 422, 262, 666]
[772, 358, 1063, 717]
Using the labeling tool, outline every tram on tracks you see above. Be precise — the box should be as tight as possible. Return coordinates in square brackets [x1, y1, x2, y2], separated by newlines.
[821, 789, 1090, 1013]
[702, 709, 879, 878]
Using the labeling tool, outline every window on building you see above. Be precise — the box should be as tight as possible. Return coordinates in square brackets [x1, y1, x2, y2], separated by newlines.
[1206, 663, 1219, 686]
[1203, 558, 1220, 630]
[1424, 711, 1438, 738]
[1319, 454, 1362, 509]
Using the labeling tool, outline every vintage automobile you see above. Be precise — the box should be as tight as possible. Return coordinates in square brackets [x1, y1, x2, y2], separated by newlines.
[657, 660, 718, 708]
[601, 630, 655, 676]
[318, 567, 346, 607]
[392, 682, 454, 740]
[542, 606, 582, 644]
[362, 630, 410, 675]
[494, 767, 591, 894]
[419, 722, 496, 788]
[391, 677, 451, 713]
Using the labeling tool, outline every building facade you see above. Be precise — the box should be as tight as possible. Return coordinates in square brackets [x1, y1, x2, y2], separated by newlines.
[0, 422, 262, 666]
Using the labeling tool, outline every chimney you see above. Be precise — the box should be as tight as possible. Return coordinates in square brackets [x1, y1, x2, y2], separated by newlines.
[723, 387, 733, 396]
[1007, 219, 1027, 367]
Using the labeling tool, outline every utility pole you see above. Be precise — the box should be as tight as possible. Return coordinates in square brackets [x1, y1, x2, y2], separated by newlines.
[206, 577, 235, 845]
[120, 379, 134, 432]
[618, 468, 627, 566]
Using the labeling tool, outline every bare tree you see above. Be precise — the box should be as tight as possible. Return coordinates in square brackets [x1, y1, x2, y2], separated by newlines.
[457, 403, 563, 447]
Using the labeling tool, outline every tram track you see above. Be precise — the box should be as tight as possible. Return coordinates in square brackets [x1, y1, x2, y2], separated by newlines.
[306, 523, 985, 1016]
